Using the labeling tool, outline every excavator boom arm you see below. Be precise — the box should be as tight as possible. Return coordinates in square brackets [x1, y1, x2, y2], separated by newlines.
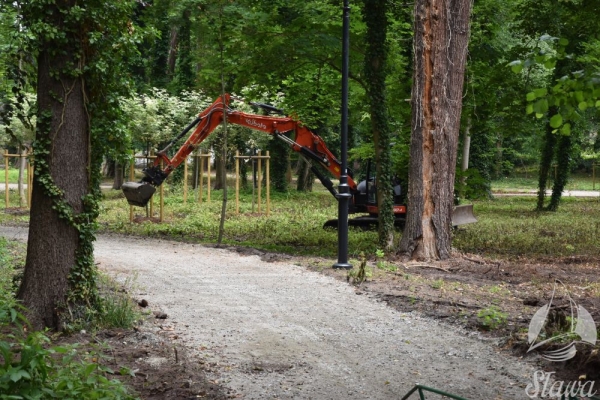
[145, 94, 356, 190]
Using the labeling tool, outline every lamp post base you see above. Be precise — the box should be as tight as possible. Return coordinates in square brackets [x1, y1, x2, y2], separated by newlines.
[332, 262, 353, 270]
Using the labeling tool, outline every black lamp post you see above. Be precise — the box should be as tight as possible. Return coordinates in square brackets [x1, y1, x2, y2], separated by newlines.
[333, 0, 352, 270]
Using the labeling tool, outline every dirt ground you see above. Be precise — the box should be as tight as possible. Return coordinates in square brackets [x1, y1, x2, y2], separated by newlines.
[2, 225, 599, 399]
[304, 252, 600, 384]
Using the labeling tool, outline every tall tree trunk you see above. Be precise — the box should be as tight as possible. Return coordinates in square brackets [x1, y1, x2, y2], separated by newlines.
[112, 161, 124, 190]
[547, 133, 571, 211]
[167, 27, 179, 77]
[363, 0, 394, 250]
[174, 9, 194, 92]
[18, 44, 90, 330]
[268, 137, 290, 192]
[398, 0, 472, 261]
[536, 120, 557, 210]
[296, 157, 314, 192]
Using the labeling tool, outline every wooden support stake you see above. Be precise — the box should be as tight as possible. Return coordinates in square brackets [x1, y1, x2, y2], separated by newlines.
[257, 150, 262, 213]
[129, 160, 134, 223]
[198, 152, 204, 204]
[266, 151, 270, 216]
[4, 149, 9, 209]
[183, 156, 188, 204]
[160, 159, 164, 222]
[235, 150, 240, 214]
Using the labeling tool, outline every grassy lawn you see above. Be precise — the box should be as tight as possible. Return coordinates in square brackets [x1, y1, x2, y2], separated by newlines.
[453, 196, 600, 257]
[93, 183, 600, 260]
[2, 176, 599, 261]
[0, 168, 29, 185]
[492, 171, 600, 191]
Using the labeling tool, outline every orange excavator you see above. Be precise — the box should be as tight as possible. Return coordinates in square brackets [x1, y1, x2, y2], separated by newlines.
[122, 94, 476, 228]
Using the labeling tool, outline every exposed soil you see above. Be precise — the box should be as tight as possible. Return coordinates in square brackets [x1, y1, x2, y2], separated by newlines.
[2, 225, 599, 399]
[304, 252, 600, 385]
[58, 325, 229, 399]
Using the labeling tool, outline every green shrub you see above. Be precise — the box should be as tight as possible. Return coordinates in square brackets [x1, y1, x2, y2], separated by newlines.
[0, 329, 137, 399]
[477, 306, 508, 330]
[0, 240, 138, 399]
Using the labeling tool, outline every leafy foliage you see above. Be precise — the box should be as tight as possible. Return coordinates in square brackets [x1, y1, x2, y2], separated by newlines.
[477, 305, 508, 330]
[0, 239, 137, 399]
[0, 0, 147, 322]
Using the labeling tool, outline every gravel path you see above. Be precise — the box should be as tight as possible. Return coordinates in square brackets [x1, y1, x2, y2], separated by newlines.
[1, 226, 537, 399]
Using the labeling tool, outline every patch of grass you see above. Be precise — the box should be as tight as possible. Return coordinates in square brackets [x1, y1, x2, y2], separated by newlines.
[0, 168, 29, 184]
[488, 284, 510, 296]
[453, 197, 600, 257]
[430, 279, 445, 290]
[477, 305, 508, 330]
[492, 172, 600, 192]
[374, 249, 397, 272]
[96, 275, 143, 330]
[99, 184, 379, 257]
[3, 181, 599, 260]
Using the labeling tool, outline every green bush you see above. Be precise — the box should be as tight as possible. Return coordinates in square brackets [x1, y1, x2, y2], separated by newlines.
[0, 239, 138, 399]
[0, 329, 137, 399]
[477, 306, 508, 330]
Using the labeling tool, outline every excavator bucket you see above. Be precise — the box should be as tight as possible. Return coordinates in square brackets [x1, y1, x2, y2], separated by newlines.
[122, 182, 156, 207]
[452, 204, 477, 226]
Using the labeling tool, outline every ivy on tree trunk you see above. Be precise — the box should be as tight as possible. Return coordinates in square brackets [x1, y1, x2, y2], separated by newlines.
[18, 40, 91, 330]
[547, 133, 572, 211]
[363, 0, 394, 250]
[11, 0, 137, 330]
[537, 119, 557, 210]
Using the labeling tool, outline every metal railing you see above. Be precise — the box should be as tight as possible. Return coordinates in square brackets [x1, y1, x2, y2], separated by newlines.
[400, 384, 467, 400]
[400, 383, 600, 400]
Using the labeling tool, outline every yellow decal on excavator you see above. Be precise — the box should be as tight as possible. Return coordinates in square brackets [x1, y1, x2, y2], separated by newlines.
[334, 167, 340, 172]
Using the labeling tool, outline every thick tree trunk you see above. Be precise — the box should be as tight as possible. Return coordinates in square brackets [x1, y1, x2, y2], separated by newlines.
[268, 137, 290, 192]
[398, 0, 472, 261]
[214, 152, 225, 190]
[167, 27, 179, 77]
[547, 133, 571, 211]
[296, 157, 314, 192]
[18, 46, 90, 330]
[112, 161, 124, 190]
[536, 120, 557, 210]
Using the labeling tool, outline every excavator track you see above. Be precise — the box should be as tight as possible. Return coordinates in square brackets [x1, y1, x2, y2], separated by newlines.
[323, 216, 406, 230]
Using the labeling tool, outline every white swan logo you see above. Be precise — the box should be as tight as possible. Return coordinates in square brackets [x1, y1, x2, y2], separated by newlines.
[527, 282, 597, 362]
